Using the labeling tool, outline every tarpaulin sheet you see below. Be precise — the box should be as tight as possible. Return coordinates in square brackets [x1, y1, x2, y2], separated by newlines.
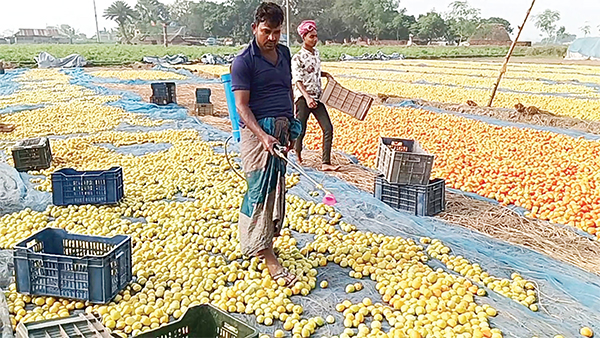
[340, 51, 405, 62]
[1, 69, 600, 337]
[567, 37, 600, 60]
[34, 52, 86, 69]
[0, 70, 24, 97]
[63, 67, 220, 86]
[200, 53, 236, 65]
[142, 54, 189, 65]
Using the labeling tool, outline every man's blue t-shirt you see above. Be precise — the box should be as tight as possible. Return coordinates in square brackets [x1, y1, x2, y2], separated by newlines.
[230, 39, 294, 121]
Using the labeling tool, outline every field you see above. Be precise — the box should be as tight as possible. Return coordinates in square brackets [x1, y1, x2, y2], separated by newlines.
[0, 44, 567, 66]
[1, 55, 600, 338]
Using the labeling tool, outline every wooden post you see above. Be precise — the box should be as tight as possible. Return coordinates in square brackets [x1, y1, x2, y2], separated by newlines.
[488, 0, 536, 107]
[163, 23, 168, 48]
[92, 0, 101, 43]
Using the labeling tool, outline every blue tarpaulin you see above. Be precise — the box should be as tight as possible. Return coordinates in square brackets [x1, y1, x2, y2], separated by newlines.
[1, 67, 599, 337]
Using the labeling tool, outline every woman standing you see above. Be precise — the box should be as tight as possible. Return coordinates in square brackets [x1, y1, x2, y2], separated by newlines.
[292, 20, 340, 171]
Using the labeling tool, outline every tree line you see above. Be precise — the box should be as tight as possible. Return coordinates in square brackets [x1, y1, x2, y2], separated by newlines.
[103, 0, 573, 45]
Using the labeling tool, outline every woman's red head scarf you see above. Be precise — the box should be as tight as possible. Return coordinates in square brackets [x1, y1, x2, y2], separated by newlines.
[297, 20, 317, 38]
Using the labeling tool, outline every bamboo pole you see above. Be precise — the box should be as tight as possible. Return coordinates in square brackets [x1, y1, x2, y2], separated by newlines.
[488, 0, 536, 107]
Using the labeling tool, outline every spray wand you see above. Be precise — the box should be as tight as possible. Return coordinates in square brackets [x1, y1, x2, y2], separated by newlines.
[273, 145, 337, 206]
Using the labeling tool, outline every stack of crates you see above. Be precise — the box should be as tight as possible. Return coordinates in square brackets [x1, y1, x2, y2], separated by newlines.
[194, 88, 214, 116]
[150, 82, 176, 105]
[375, 137, 445, 216]
[11, 137, 53, 172]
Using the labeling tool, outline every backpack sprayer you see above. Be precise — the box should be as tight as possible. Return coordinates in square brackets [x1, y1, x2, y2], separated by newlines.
[222, 73, 337, 206]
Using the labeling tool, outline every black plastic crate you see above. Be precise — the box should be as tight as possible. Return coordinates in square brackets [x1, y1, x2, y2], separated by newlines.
[377, 137, 434, 185]
[16, 313, 113, 338]
[374, 175, 445, 216]
[151, 82, 176, 105]
[11, 137, 53, 172]
[196, 88, 212, 103]
[134, 304, 258, 338]
[51, 167, 124, 206]
[14, 228, 132, 304]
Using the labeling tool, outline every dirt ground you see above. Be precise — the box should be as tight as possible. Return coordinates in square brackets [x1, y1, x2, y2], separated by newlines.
[378, 94, 600, 136]
[453, 56, 600, 66]
[110, 81, 600, 276]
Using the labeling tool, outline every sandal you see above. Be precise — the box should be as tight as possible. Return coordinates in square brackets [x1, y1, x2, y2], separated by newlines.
[271, 269, 298, 288]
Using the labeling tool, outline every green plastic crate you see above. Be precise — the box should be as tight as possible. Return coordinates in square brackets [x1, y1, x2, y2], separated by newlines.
[134, 304, 258, 338]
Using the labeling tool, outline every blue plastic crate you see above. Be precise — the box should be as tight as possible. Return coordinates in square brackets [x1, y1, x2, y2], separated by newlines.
[151, 82, 176, 105]
[14, 228, 132, 304]
[195, 88, 212, 103]
[375, 175, 445, 216]
[51, 167, 124, 206]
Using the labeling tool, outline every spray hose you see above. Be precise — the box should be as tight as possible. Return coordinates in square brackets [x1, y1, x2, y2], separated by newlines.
[223, 138, 337, 206]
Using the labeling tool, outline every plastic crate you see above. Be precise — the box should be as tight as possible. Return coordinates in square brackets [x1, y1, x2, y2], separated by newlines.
[196, 88, 212, 103]
[51, 167, 124, 206]
[377, 137, 434, 185]
[321, 78, 373, 120]
[193, 103, 214, 116]
[11, 137, 52, 172]
[14, 228, 132, 304]
[374, 175, 445, 216]
[16, 313, 113, 338]
[134, 304, 258, 338]
[151, 82, 176, 105]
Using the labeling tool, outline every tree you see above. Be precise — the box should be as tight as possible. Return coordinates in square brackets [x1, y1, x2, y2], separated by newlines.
[391, 10, 417, 40]
[278, 0, 331, 42]
[360, 0, 401, 39]
[1, 29, 15, 38]
[446, 1, 481, 44]
[580, 24, 591, 37]
[170, 0, 230, 38]
[57, 24, 82, 44]
[534, 9, 560, 42]
[103, 1, 137, 44]
[226, 0, 262, 43]
[555, 26, 576, 44]
[411, 11, 448, 43]
[481, 17, 513, 34]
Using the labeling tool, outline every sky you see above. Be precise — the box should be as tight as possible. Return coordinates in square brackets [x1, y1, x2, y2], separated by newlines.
[1, 0, 598, 42]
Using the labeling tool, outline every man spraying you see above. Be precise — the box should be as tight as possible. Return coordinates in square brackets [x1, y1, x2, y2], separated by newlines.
[231, 2, 301, 287]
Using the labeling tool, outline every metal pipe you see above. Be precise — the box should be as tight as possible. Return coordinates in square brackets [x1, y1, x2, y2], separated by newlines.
[286, 0, 290, 47]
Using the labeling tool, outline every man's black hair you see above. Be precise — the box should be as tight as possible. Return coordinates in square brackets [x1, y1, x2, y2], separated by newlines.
[254, 2, 284, 27]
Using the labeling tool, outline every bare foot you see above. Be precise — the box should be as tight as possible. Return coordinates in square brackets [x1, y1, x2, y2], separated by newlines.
[297, 153, 303, 165]
[321, 164, 340, 171]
